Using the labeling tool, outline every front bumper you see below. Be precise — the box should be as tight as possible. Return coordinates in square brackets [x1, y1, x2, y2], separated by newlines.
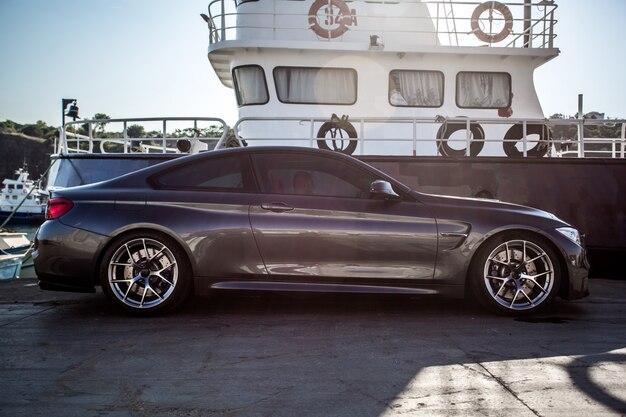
[33, 220, 108, 293]
[553, 232, 590, 300]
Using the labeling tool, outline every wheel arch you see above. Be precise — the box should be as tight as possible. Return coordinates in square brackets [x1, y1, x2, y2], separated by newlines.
[464, 228, 570, 300]
[93, 224, 197, 287]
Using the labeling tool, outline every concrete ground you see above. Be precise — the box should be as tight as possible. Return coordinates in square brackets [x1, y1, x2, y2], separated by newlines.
[0, 278, 625, 417]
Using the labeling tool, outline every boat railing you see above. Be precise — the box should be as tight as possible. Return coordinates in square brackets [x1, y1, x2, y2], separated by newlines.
[206, 0, 557, 49]
[233, 116, 626, 158]
[58, 117, 228, 155]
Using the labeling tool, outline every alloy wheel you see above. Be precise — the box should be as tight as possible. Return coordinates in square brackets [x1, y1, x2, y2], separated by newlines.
[482, 239, 555, 311]
[107, 238, 179, 309]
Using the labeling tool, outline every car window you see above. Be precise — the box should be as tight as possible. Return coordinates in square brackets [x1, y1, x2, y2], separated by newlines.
[152, 155, 247, 190]
[251, 153, 374, 198]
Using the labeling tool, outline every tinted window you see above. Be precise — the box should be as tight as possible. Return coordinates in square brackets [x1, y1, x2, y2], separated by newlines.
[251, 153, 374, 198]
[153, 155, 246, 190]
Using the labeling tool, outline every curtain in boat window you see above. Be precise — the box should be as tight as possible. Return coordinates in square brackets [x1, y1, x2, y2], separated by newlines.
[457, 72, 511, 108]
[389, 70, 443, 107]
[274, 67, 356, 104]
[233, 66, 268, 106]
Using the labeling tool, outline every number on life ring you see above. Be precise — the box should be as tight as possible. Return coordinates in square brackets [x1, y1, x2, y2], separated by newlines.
[471, 1, 513, 44]
[308, 0, 356, 39]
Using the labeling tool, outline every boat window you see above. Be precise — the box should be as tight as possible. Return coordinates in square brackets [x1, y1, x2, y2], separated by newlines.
[274, 67, 357, 105]
[456, 72, 511, 108]
[389, 70, 444, 107]
[232, 65, 269, 107]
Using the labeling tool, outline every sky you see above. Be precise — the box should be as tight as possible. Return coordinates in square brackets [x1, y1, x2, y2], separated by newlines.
[0, 0, 625, 128]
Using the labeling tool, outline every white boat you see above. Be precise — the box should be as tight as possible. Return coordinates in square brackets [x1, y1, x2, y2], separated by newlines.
[0, 232, 32, 280]
[0, 232, 31, 255]
[0, 168, 45, 225]
[0, 253, 23, 280]
[203, 0, 625, 158]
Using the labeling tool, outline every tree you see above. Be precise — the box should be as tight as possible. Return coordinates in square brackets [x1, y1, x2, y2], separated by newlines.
[0, 120, 18, 133]
[93, 113, 111, 136]
[126, 124, 145, 138]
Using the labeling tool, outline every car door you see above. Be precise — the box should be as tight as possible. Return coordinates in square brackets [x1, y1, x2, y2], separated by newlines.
[248, 151, 437, 281]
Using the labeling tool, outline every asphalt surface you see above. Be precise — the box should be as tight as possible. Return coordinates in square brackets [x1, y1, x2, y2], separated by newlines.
[1, 278, 625, 417]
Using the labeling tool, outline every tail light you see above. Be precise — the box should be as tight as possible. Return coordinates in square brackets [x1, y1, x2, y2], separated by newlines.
[46, 197, 74, 220]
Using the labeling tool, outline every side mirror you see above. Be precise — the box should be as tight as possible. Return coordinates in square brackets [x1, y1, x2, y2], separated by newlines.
[370, 180, 401, 201]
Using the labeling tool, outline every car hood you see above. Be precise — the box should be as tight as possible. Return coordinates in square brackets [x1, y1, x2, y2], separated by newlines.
[416, 192, 571, 226]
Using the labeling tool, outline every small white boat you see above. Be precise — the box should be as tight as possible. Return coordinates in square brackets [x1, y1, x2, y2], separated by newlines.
[0, 254, 23, 280]
[0, 232, 31, 255]
[0, 231, 33, 279]
[0, 168, 45, 225]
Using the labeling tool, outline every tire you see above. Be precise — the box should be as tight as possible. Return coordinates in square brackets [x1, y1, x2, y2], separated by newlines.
[470, 232, 561, 315]
[503, 124, 550, 157]
[99, 231, 192, 316]
[436, 122, 485, 157]
[317, 121, 358, 155]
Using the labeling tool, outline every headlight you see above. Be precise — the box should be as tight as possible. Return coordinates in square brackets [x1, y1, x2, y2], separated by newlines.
[556, 227, 581, 246]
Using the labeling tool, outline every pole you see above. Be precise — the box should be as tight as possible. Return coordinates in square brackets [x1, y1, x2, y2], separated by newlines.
[523, 0, 531, 48]
[578, 94, 584, 158]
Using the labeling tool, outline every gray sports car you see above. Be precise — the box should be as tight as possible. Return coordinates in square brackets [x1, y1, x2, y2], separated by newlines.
[34, 147, 588, 316]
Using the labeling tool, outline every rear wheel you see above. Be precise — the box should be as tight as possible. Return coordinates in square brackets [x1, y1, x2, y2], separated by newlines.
[470, 233, 561, 315]
[100, 232, 191, 315]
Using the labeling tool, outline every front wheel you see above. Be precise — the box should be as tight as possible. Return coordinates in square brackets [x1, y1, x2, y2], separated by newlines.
[470, 233, 561, 315]
[100, 232, 192, 316]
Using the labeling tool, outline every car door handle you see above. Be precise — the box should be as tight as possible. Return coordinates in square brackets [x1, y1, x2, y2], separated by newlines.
[260, 202, 294, 213]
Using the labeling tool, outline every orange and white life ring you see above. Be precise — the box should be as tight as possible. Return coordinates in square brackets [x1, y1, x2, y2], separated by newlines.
[471, 1, 513, 44]
[308, 0, 355, 39]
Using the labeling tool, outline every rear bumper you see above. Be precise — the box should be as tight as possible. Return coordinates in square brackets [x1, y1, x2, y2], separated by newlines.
[33, 220, 107, 293]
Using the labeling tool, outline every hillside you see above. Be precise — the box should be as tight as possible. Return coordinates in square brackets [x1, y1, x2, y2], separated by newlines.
[0, 132, 52, 182]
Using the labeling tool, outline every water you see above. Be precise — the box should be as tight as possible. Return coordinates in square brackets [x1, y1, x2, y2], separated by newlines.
[4, 223, 39, 241]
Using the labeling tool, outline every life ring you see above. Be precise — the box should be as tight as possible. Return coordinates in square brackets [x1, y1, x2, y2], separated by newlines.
[436, 122, 485, 157]
[471, 1, 513, 44]
[308, 0, 353, 39]
[503, 124, 550, 157]
[317, 114, 358, 155]
[8, 188, 12, 193]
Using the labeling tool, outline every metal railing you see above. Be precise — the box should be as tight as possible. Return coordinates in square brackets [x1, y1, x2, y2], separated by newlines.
[232, 116, 626, 158]
[205, 0, 557, 48]
[57, 115, 625, 159]
[58, 117, 228, 155]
